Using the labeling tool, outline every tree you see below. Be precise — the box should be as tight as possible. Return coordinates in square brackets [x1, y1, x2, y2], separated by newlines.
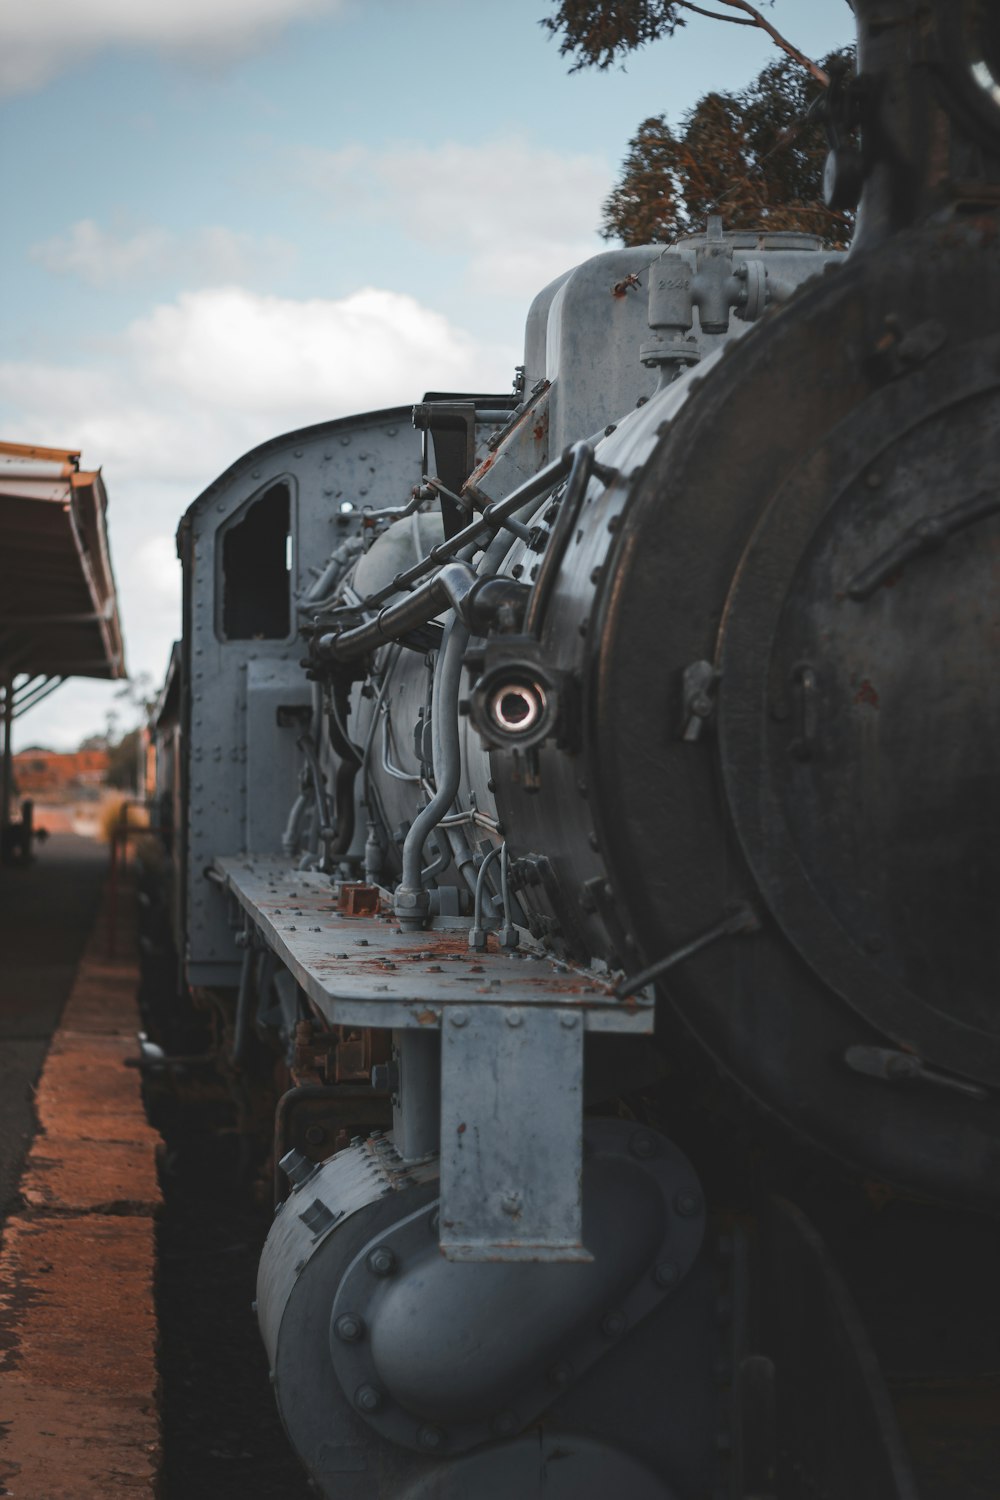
[601, 53, 854, 247]
[541, 1, 836, 86]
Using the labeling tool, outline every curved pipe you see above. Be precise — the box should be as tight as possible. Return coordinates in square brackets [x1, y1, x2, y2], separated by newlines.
[325, 678, 363, 860]
[315, 561, 478, 666]
[397, 613, 471, 901]
[421, 836, 452, 883]
[433, 523, 526, 902]
[281, 792, 308, 858]
[473, 843, 503, 931]
[230, 941, 254, 1068]
[296, 734, 332, 837]
[325, 447, 579, 621]
[523, 442, 601, 638]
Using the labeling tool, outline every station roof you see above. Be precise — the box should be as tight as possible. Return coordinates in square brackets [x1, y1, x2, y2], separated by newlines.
[0, 442, 126, 684]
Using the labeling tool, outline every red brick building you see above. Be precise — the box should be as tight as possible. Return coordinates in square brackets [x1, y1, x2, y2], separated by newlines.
[13, 748, 109, 798]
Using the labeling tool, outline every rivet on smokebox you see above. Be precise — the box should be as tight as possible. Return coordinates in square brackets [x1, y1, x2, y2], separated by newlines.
[654, 1261, 680, 1289]
[602, 1310, 627, 1338]
[675, 1189, 703, 1218]
[629, 1131, 657, 1161]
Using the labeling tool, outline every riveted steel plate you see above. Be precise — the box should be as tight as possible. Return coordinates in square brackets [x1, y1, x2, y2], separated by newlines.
[439, 1003, 587, 1261]
[587, 223, 1000, 1208]
[215, 856, 653, 1033]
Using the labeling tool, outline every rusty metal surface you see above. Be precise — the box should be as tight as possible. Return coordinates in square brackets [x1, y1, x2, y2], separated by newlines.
[215, 856, 654, 1034]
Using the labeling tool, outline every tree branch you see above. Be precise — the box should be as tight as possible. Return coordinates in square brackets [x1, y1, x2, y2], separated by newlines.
[677, 0, 830, 86]
[680, 3, 755, 23]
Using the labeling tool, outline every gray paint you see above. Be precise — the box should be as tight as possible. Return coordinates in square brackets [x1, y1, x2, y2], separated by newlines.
[180, 409, 422, 984]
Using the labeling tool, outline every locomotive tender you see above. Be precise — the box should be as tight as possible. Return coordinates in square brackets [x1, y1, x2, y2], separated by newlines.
[147, 2, 1000, 1495]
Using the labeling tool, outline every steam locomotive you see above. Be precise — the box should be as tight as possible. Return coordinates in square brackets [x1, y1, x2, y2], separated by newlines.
[145, 2, 1000, 1495]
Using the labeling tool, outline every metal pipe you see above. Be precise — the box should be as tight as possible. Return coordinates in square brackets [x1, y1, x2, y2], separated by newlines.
[432, 524, 517, 901]
[392, 1028, 441, 1162]
[315, 560, 479, 666]
[349, 448, 578, 614]
[318, 444, 616, 664]
[302, 537, 363, 606]
[296, 734, 333, 846]
[395, 614, 470, 923]
[281, 792, 308, 858]
[473, 843, 503, 932]
[421, 834, 452, 883]
[522, 442, 616, 637]
[231, 939, 255, 1067]
[1, 674, 13, 832]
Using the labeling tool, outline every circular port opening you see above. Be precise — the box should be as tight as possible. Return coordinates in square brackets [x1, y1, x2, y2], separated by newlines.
[489, 683, 545, 735]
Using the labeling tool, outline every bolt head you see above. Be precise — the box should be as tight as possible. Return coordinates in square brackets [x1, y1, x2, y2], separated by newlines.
[355, 1384, 384, 1413]
[449, 1008, 468, 1028]
[629, 1131, 657, 1160]
[417, 1424, 445, 1451]
[547, 1361, 571, 1388]
[367, 1246, 396, 1277]
[601, 1310, 627, 1338]
[675, 1189, 703, 1218]
[505, 1009, 523, 1027]
[335, 1313, 365, 1343]
[654, 1260, 679, 1289]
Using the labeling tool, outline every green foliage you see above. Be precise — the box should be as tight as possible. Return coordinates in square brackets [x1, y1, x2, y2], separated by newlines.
[600, 53, 854, 247]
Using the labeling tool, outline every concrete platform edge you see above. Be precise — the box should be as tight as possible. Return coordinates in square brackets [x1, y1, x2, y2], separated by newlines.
[0, 868, 162, 1499]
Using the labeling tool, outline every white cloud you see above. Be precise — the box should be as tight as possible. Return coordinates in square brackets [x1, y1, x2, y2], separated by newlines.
[0, 0, 345, 96]
[31, 220, 297, 290]
[127, 284, 505, 416]
[296, 137, 613, 300]
[0, 282, 515, 730]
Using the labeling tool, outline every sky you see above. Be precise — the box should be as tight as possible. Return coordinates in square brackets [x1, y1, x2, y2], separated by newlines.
[0, 0, 854, 748]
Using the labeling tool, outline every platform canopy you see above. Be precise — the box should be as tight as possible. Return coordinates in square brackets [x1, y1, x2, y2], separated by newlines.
[0, 442, 126, 716]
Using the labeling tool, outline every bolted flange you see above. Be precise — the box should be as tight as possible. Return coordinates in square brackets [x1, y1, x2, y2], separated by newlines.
[367, 1245, 397, 1277]
[327, 1120, 706, 1457]
[334, 1313, 365, 1343]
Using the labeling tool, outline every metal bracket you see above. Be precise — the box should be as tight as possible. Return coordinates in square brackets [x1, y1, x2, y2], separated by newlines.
[439, 1004, 588, 1262]
[681, 659, 720, 740]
